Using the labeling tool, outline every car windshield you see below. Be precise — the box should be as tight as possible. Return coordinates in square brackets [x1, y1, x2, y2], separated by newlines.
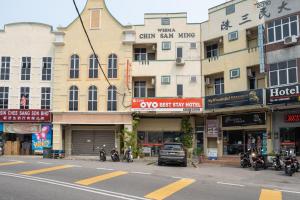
[163, 144, 182, 151]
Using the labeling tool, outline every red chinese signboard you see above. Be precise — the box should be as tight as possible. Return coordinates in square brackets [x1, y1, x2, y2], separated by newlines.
[132, 98, 203, 112]
[285, 114, 300, 123]
[0, 110, 51, 122]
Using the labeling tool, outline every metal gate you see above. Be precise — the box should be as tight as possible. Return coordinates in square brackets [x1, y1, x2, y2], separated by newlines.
[71, 130, 115, 155]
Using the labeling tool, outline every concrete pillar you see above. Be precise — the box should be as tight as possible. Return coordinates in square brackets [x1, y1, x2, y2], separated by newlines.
[53, 124, 63, 150]
[267, 112, 273, 154]
[65, 126, 72, 156]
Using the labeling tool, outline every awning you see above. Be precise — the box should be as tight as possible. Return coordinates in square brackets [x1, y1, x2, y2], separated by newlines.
[4, 123, 41, 134]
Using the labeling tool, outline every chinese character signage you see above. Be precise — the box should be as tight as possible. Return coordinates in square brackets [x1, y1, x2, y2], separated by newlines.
[222, 113, 266, 127]
[205, 89, 263, 110]
[32, 125, 53, 153]
[0, 109, 51, 122]
[266, 84, 300, 105]
[132, 98, 203, 112]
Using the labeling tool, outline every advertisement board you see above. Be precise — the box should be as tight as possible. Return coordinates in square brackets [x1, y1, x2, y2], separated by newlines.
[222, 113, 266, 127]
[0, 109, 51, 122]
[32, 125, 53, 153]
[266, 84, 300, 105]
[132, 98, 203, 112]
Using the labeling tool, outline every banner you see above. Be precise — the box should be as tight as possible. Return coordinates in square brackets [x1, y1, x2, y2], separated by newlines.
[32, 125, 52, 152]
[4, 123, 41, 134]
[205, 89, 263, 109]
[206, 119, 219, 138]
[222, 113, 266, 127]
[0, 109, 51, 122]
[266, 84, 300, 105]
[132, 98, 203, 112]
[0, 123, 3, 135]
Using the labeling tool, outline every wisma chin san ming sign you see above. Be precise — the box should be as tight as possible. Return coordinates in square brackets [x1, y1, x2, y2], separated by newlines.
[266, 84, 300, 105]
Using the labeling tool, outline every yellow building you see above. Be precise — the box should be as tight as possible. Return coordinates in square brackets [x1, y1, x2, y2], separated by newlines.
[201, 0, 270, 158]
[52, 0, 132, 156]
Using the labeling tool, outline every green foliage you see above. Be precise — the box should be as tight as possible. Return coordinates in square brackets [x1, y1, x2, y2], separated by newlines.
[180, 117, 193, 149]
[193, 147, 203, 156]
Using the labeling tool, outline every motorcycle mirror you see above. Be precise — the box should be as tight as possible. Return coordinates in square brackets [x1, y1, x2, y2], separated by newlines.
[96, 146, 100, 149]
[103, 144, 106, 147]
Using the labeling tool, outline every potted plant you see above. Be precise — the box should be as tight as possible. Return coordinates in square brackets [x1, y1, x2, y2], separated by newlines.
[194, 147, 204, 163]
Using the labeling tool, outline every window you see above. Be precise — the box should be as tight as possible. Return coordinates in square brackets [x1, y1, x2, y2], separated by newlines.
[161, 18, 170, 25]
[0, 87, 9, 109]
[228, 31, 238, 41]
[161, 76, 171, 85]
[226, 4, 235, 15]
[269, 60, 297, 87]
[69, 86, 78, 111]
[0, 57, 10, 80]
[42, 57, 52, 81]
[268, 15, 299, 43]
[107, 85, 117, 111]
[88, 85, 97, 111]
[20, 87, 30, 109]
[206, 44, 218, 58]
[134, 48, 147, 61]
[134, 81, 146, 98]
[177, 84, 183, 97]
[89, 54, 98, 78]
[190, 42, 197, 49]
[70, 54, 79, 79]
[214, 78, 224, 95]
[21, 57, 31, 80]
[249, 72, 256, 90]
[162, 42, 171, 50]
[176, 47, 183, 58]
[90, 9, 100, 29]
[108, 54, 117, 78]
[41, 87, 51, 109]
[230, 68, 240, 79]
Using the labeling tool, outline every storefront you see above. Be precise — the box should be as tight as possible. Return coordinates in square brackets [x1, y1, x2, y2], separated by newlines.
[205, 89, 269, 157]
[132, 98, 203, 156]
[267, 84, 300, 156]
[0, 109, 52, 155]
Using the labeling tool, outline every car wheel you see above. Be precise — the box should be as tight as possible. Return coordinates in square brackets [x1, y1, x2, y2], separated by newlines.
[182, 160, 187, 167]
[158, 160, 163, 166]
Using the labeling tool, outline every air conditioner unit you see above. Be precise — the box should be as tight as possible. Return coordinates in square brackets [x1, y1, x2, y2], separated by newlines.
[190, 76, 197, 83]
[151, 78, 155, 86]
[284, 35, 297, 45]
[205, 77, 211, 85]
[152, 44, 156, 51]
[247, 68, 253, 77]
[176, 57, 185, 66]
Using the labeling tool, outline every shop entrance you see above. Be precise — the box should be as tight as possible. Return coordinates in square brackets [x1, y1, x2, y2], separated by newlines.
[3, 133, 32, 155]
[223, 130, 264, 155]
[280, 127, 300, 156]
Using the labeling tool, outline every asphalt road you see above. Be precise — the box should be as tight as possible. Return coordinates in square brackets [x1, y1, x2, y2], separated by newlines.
[0, 156, 300, 200]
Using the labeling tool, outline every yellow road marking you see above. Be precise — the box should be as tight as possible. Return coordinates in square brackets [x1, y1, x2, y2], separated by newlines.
[0, 161, 25, 166]
[259, 189, 282, 200]
[145, 178, 195, 200]
[75, 171, 128, 186]
[20, 165, 73, 175]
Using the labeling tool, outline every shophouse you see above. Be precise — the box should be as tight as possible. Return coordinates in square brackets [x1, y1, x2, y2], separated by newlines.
[265, 0, 300, 156]
[52, 0, 132, 156]
[201, 0, 269, 158]
[0, 23, 54, 155]
[128, 13, 203, 156]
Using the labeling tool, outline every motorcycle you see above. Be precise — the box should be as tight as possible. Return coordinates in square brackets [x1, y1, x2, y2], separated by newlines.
[272, 154, 283, 171]
[111, 146, 120, 162]
[240, 150, 251, 168]
[284, 155, 295, 176]
[291, 156, 299, 172]
[0, 141, 3, 156]
[124, 146, 134, 163]
[252, 152, 267, 171]
[97, 144, 106, 162]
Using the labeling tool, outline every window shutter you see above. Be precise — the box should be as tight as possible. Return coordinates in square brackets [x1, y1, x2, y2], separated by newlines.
[90, 9, 100, 29]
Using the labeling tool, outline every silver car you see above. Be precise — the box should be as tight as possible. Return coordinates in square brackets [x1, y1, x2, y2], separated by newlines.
[158, 143, 187, 167]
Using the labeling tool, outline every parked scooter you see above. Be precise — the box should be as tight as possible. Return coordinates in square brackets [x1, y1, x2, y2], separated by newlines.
[252, 152, 267, 171]
[272, 154, 283, 171]
[284, 155, 296, 176]
[124, 146, 134, 162]
[291, 155, 299, 172]
[240, 150, 251, 168]
[111, 146, 120, 162]
[0, 141, 3, 156]
[97, 144, 106, 162]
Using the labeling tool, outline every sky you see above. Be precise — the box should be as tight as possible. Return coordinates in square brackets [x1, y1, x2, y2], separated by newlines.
[0, 0, 226, 29]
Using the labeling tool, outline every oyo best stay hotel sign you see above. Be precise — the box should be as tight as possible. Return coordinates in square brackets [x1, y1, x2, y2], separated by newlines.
[132, 98, 203, 112]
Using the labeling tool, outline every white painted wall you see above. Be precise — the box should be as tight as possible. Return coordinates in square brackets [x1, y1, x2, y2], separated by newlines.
[0, 23, 55, 109]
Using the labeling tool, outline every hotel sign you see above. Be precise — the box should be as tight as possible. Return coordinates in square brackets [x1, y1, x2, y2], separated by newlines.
[132, 98, 203, 112]
[0, 109, 51, 122]
[205, 89, 263, 110]
[266, 84, 300, 105]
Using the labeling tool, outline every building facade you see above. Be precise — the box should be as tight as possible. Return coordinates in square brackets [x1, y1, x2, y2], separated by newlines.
[201, 0, 270, 158]
[265, 0, 300, 156]
[52, 0, 132, 156]
[127, 13, 202, 156]
[0, 23, 54, 154]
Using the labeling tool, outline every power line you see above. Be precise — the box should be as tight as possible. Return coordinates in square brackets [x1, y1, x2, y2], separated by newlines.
[72, 0, 131, 108]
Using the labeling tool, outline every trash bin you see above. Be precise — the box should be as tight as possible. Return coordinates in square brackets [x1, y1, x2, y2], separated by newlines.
[43, 147, 52, 159]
